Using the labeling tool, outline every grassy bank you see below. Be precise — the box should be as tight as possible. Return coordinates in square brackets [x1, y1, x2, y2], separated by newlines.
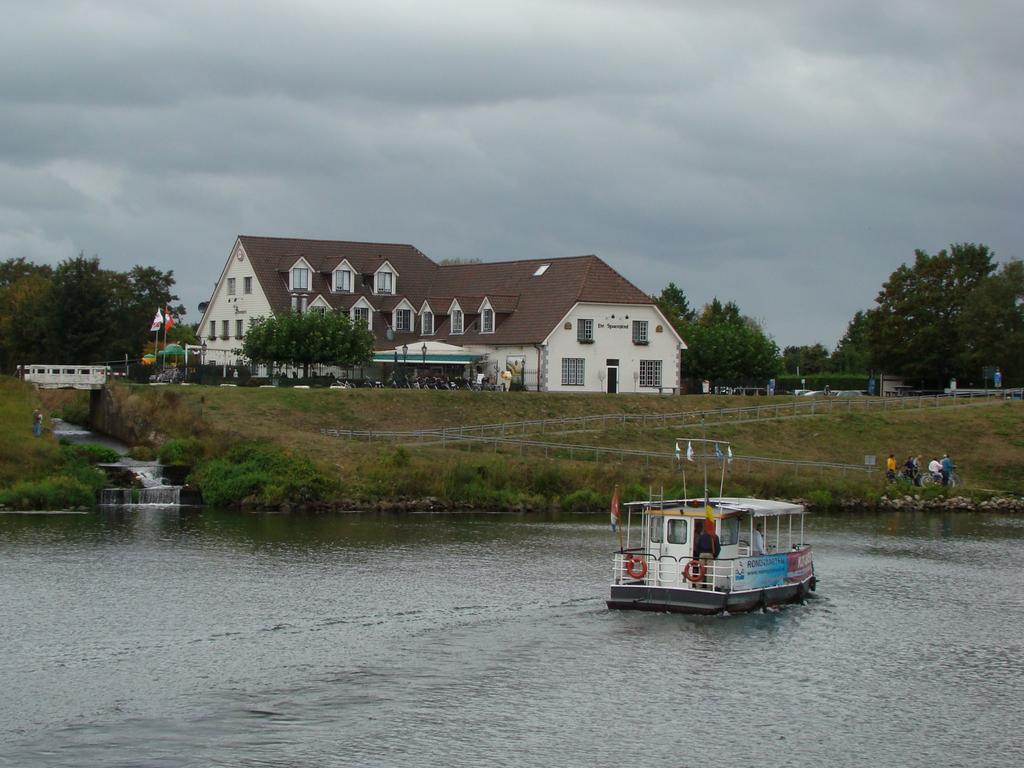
[21, 380, 1023, 511]
[0, 378, 110, 509]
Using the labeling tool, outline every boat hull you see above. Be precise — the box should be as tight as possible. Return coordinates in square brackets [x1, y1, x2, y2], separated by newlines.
[607, 577, 814, 615]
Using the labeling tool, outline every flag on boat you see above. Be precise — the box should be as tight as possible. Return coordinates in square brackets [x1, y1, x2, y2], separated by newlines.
[610, 485, 620, 532]
[674, 441, 681, 460]
[149, 308, 164, 332]
[164, 307, 175, 331]
[714, 443, 723, 459]
[686, 441, 695, 462]
[727, 445, 733, 463]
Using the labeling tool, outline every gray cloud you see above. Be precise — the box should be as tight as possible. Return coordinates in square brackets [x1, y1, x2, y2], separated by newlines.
[1, 0, 1021, 347]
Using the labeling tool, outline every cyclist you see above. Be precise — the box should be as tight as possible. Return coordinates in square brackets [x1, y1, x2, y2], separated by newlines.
[941, 454, 954, 486]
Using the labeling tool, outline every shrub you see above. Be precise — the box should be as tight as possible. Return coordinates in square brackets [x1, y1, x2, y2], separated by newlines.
[0, 476, 95, 510]
[157, 437, 205, 465]
[128, 445, 156, 461]
[190, 442, 328, 507]
[529, 464, 567, 498]
[562, 488, 604, 513]
[62, 442, 121, 464]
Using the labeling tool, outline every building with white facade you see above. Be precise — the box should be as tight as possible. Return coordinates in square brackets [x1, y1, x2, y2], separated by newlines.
[198, 236, 686, 393]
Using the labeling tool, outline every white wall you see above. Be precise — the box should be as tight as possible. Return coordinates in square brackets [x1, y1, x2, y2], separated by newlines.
[198, 242, 274, 365]
[542, 303, 682, 393]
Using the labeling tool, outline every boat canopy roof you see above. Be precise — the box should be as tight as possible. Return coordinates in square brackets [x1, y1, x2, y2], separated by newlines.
[623, 497, 807, 518]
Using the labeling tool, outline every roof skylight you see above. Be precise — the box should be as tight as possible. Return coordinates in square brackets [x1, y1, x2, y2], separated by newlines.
[532, 264, 550, 277]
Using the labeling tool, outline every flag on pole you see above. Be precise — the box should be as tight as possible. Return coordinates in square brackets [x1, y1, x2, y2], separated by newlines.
[686, 441, 695, 462]
[727, 445, 733, 464]
[675, 441, 681, 461]
[610, 485, 621, 532]
[164, 307, 175, 332]
[150, 308, 164, 332]
[714, 443, 723, 459]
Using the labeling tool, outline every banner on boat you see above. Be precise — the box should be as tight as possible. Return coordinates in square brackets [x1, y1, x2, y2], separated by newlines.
[733, 554, 788, 589]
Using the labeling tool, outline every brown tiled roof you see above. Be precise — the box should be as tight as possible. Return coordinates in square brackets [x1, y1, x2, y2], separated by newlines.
[427, 255, 651, 344]
[237, 236, 654, 347]
[239, 235, 438, 317]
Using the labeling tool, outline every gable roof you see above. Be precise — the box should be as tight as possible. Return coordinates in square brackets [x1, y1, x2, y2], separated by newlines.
[229, 236, 656, 347]
[239, 235, 438, 315]
[428, 255, 651, 344]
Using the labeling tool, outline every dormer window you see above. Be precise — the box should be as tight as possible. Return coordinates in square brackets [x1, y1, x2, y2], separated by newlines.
[353, 306, 370, 327]
[334, 268, 352, 292]
[291, 267, 310, 291]
[421, 311, 434, 336]
[482, 307, 494, 334]
[451, 308, 464, 335]
[376, 270, 393, 294]
[395, 308, 412, 332]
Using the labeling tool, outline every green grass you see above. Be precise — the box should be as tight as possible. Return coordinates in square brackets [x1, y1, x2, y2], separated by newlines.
[13, 378, 1024, 510]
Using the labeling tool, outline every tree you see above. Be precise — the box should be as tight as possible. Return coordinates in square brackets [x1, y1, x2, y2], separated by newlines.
[683, 298, 780, 382]
[47, 254, 114, 364]
[0, 257, 52, 288]
[654, 282, 696, 327]
[831, 310, 870, 374]
[782, 344, 830, 375]
[866, 243, 997, 386]
[240, 311, 375, 376]
[0, 273, 53, 370]
[957, 260, 1024, 385]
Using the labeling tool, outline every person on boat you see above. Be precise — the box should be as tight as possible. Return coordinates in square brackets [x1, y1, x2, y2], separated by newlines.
[751, 521, 766, 556]
[886, 453, 897, 480]
[694, 518, 721, 587]
[941, 454, 954, 485]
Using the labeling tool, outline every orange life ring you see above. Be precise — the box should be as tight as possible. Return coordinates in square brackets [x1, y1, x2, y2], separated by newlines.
[684, 559, 705, 583]
[624, 555, 648, 579]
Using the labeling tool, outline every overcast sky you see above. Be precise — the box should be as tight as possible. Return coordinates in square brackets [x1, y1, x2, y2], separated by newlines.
[2, 0, 1021, 347]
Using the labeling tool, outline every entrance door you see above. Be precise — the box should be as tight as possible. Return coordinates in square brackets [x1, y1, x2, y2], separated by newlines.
[660, 516, 692, 586]
[607, 366, 618, 393]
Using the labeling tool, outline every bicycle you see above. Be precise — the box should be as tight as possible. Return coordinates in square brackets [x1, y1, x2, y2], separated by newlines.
[918, 468, 960, 488]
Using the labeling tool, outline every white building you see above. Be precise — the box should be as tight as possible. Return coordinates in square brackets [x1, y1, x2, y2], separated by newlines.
[198, 235, 686, 393]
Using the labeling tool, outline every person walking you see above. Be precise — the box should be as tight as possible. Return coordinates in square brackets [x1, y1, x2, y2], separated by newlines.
[941, 454, 954, 486]
[32, 408, 42, 438]
[886, 453, 897, 481]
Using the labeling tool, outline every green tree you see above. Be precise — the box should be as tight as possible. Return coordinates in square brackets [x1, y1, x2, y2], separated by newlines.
[782, 344, 830, 375]
[957, 260, 1024, 385]
[866, 243, 997, 386]
[240, 311, 375, 376]
[831, 310, 870, 374]
[684, 298, 780, 382]
[47, 254, 114, 363]
[0, 257, 52, 288]
[654, 282, 696, 326]
[0, 273, 53, 370]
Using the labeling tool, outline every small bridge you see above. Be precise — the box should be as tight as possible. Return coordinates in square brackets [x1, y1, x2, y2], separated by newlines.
[21, 364, 109, 390]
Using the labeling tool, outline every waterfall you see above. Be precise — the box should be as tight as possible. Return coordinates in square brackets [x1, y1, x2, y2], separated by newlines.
[100, 488, 134, 506]
[138, 486, 182, 505]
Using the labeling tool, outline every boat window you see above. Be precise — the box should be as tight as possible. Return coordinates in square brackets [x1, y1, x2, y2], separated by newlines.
[667, 518, 688, 544]
[720, 517, 739, 546]
[648, 515, 663, 543]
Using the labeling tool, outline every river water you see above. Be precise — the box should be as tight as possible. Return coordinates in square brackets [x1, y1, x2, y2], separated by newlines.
[1, 508, 1022, 767]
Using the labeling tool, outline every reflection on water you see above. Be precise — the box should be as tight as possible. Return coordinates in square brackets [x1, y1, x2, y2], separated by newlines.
[1, 509, 1022, 767]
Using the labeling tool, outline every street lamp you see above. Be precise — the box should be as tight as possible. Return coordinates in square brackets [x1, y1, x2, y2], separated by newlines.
[402, 344, 408, 383]
[421, 343, 427, 366]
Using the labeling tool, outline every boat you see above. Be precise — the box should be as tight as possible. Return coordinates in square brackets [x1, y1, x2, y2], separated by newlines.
[606, 495, 815, 618]
[606, 439, 816, 615]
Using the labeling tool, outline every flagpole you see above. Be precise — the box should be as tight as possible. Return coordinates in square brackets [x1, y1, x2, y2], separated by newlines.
[719, 445, 727, 498]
